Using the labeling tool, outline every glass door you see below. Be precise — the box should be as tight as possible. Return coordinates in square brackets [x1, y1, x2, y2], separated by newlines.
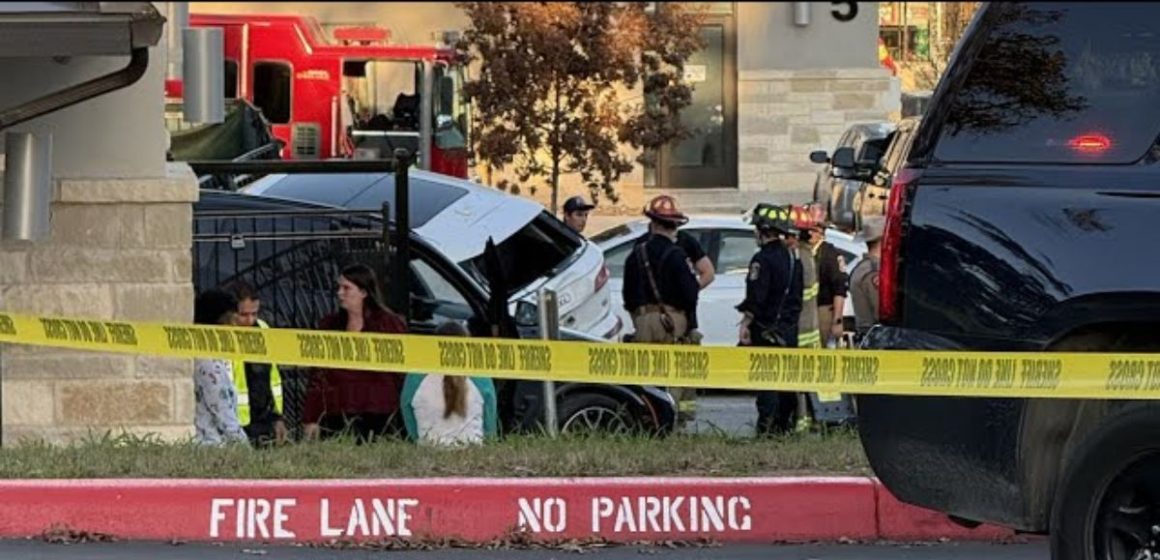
[658, 15, 738, 189]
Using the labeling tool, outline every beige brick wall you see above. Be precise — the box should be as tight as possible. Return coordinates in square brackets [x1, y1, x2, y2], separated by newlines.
[738, 68, 901, 203]
[485, 68, 902, 220]
[0, 163, 198, 445]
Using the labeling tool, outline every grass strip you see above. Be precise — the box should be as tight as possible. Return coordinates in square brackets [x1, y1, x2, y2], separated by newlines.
[0, 429, 869, 479]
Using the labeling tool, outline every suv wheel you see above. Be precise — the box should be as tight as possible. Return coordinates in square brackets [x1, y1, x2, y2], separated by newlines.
[1050, 406, 1160, 560]
[559, 393, 636, 436]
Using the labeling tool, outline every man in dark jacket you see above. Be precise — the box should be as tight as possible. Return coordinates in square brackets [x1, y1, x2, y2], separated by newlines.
[626, 195, 707, 422]
[737, 204, 804, 436]
[805, 221, 849, 347]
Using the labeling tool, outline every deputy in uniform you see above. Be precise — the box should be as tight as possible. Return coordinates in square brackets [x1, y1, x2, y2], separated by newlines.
[849, 215, 885, 341]
[622, 195, 700, 345]
[737, 204, 804, 436]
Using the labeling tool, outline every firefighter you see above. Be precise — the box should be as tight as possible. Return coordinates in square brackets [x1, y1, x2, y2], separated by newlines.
[626, 195, 707, 423]
[225, 281, 286, 447]
[622, 195, 700, 343]
[786, 205, 821, 350]
[785, 204, 822, 431]
[737, 203, 804, 436]
[804, 219, 849, 348]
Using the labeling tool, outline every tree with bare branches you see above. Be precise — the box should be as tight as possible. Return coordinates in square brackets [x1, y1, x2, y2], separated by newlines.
[911, 2, 981, 90]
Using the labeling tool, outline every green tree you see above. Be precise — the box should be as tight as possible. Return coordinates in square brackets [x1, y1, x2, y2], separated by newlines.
[456, 2, 706, 213]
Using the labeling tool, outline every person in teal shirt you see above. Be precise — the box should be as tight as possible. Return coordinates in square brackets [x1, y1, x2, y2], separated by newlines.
[402, 321, 499, 446]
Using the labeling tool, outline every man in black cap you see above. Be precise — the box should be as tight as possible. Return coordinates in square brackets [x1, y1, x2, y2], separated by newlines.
[562, 195, 596, 236]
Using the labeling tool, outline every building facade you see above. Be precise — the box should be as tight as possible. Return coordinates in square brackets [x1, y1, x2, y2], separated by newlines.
[878, 2, 980, 91]
[0, 2, 198, 444]
[192, 1, 898, 215]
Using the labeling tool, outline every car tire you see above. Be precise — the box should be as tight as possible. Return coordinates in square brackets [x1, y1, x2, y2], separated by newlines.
[558, 393, 638, 436]
[1049, 405, 1160, 560]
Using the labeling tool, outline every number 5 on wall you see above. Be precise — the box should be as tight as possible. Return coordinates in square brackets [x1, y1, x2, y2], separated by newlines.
[831, 1, 859, 22]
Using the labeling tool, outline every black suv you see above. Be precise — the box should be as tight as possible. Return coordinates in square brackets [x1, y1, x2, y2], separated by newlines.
[857, 3, 1160, 559]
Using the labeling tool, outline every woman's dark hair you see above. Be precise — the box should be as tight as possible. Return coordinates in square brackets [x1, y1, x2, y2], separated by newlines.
[340, 263, 388, 314]
[222, 280, 258, 303]
[436, 321, 469, 419]
[195, 289, 239, 326]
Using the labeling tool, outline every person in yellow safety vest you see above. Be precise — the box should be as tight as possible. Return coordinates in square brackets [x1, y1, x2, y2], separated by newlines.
[786, 204, 823, 431]
[225, 282, 287, 446]
[787, 205, 822, 350]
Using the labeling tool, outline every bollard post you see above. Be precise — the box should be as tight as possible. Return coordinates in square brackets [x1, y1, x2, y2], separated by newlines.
[537, 289, 560, 437]
[393, 148, 411, 322]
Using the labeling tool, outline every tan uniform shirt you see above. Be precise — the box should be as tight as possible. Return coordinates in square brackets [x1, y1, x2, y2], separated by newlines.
[849, 254, 880, 334]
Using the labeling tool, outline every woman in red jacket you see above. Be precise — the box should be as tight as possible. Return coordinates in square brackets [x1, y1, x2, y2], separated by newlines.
[303, 264, 408, 443]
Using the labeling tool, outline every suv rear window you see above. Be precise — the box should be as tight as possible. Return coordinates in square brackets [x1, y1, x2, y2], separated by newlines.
[934, 3, 1160, 164]
[248, 173, 468, 228]
[462, 211, 582, 296]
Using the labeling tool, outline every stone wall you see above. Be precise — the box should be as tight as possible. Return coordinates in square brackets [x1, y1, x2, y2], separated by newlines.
[0, 163, 199, 445]
[738, 68, 900, 204]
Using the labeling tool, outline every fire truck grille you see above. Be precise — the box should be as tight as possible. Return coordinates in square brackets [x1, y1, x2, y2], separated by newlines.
[292, 124, 321, 158]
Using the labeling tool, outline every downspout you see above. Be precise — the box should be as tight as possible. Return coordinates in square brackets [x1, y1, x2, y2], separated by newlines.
[419, 58, 434, 170]
[0, 47, 151, 131]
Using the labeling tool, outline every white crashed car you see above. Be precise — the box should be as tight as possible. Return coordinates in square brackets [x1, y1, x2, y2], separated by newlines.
[243, 169, 623, 341]
[592, 216, 866, 347]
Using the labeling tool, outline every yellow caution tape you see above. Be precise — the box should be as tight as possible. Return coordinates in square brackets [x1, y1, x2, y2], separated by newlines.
[2, 311, 1160, 399]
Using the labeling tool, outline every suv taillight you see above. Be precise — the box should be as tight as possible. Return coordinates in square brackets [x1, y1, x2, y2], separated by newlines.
[595, 264, 610, 292]
[879, 166, 921, 324]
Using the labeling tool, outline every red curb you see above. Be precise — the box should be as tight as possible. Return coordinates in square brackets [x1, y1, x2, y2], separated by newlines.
[0, 478, 1015, 544]
[872, 480, 1016, 541]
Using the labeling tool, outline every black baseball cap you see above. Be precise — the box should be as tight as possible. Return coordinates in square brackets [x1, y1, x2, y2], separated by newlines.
[563, 196, 596, 214]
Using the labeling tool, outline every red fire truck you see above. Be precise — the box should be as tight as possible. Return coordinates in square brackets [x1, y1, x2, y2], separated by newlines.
[165, 13, 471, 178]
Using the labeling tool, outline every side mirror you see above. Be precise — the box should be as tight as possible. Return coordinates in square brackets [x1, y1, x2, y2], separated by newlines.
[872, 171, 890, 187]
[809, 150, 830, 164]
[410, 294, 437, 322]
[514, 300, 538, 327]
[831, 146, 856, 169]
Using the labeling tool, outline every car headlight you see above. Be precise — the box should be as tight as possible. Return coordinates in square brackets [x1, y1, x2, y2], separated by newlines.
[514, 300, 538, 327]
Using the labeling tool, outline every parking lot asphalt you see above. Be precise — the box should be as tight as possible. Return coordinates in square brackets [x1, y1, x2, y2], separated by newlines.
[686, 393, 761, 438]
